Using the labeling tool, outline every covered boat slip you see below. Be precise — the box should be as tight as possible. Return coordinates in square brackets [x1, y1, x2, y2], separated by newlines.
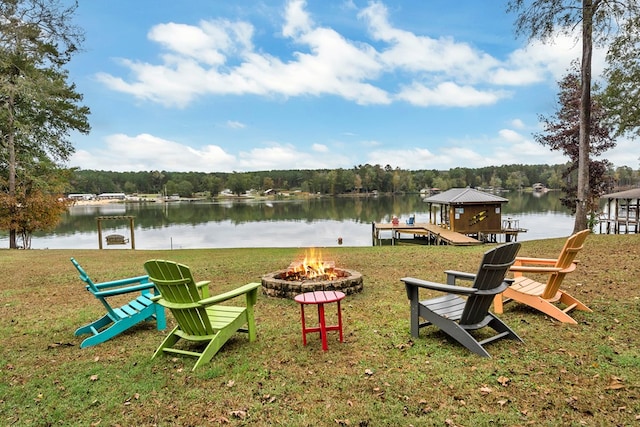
[599, 188, 640, 234]
[372, 188, 527, 246]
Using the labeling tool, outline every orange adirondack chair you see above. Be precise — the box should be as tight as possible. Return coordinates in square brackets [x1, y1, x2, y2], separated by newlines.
[493, 229, 591, 324]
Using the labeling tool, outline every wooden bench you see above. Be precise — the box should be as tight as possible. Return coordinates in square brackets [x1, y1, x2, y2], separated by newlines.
[105, 234, 129, 245]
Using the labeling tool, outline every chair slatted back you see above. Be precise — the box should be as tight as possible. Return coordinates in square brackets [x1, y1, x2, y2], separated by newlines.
[460, 242, 521, 325]
[144, 260, 213, 336]
[70, 257, 116, 317]
[541, 229, 589, 299]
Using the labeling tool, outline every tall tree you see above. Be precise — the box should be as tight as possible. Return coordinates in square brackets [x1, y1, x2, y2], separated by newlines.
[602, 15, 640, 138]
[536, 69, 615, 220]
[0, 0, 90, 248]
[507, 0, 639, 232]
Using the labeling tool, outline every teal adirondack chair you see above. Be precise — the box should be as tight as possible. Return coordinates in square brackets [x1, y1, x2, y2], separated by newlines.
[144, 259, 260, 371]
[71, 258, 166, 348]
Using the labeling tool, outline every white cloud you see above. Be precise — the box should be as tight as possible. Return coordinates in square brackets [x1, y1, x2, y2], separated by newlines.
[498, 128, 524, 143]
[237, 143, 351, 170]
[70, 133, 236, 172]
[510, 119, 525, 129]
[601, 137, 640, 168]
[282, 0, 313, 38]
[70, 135, 356, 173]
[312, 143, 329, 152]
[226, 120, 246, 129]
[503, 32, 608, 84]
[397, 81, 508, 107]
[359, 2, 499, 82]
[96, 0, 577, 109]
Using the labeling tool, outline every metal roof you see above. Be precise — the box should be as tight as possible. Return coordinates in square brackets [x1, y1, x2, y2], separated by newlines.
[601, 188, 640, 199]
[424, 188, 509, 204]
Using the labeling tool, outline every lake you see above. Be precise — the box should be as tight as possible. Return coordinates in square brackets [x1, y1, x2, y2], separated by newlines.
[7, 191, 578, 250]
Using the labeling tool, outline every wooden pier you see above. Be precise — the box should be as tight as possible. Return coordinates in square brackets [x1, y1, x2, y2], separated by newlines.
[372, 222, 483, 246]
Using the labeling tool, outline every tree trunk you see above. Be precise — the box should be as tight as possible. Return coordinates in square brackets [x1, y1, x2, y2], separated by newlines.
[575, 0, 593, 233]
[7, 93, 18, 249]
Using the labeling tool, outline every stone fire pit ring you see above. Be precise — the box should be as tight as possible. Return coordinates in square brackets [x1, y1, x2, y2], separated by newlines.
[261, 268, 363, 299]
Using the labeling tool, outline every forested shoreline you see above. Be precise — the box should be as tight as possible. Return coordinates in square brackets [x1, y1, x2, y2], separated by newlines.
[69, 163, 639, 197]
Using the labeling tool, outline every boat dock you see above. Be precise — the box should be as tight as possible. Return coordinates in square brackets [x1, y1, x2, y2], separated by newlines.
[372, 220, 526, 246]
[372, 222, 483, 246]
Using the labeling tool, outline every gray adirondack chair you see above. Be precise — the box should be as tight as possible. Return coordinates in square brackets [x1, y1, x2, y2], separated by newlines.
[401, 242, 522, 357]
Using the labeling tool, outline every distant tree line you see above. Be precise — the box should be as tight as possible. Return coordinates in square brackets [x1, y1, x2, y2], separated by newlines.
[67, 163, 639, 198]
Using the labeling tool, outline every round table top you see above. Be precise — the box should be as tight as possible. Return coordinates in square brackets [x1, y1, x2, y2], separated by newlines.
[294, 290, 346, 304]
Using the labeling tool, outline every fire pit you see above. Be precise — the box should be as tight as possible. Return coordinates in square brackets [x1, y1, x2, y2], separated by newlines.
[261, 249, 363, 299]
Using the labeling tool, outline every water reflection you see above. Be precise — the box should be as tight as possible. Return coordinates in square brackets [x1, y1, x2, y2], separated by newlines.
[2, 192, 579, 250]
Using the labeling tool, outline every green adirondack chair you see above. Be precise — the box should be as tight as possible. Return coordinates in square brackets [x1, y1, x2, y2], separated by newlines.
[143, 259, 260, 371]
[71, 258, 166, 348]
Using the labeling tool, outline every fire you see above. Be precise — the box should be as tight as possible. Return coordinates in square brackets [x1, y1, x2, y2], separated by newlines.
[283, 248, 337, 281]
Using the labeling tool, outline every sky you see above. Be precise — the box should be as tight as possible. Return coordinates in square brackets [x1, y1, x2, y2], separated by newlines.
[65, 0, 638, 173]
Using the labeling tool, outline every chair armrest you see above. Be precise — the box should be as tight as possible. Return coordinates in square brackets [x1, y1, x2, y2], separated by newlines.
[196, 280, 211, 298]
[91, 281, 157, 298]
[93, 275, 151, 290]
[509, 266, 563, 274]
[199, 282, 261, 305]
[401, 277, 478, 295]
[444, 270, 476, 283]
[513, 257, 558, 265]
[196, 280, 210, 289]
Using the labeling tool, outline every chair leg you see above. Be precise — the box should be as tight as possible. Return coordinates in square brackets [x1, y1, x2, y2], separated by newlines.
[493, 294, 504, 314]
[487, 314, 524, 343]
[421, 310, 492, 357]
[559, 291, 592, 312]
[192, 313, 250, 370]
[245, 304, 257, 342]
[153, 326, 181, 360]
[75, 314, 113, 337]
[154, 305, 167, 330]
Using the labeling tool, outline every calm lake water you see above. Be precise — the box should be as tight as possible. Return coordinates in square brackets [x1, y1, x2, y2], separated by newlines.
[7, 191, 578, 250]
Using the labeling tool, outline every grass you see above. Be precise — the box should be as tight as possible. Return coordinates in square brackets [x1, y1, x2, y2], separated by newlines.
[1, 234, 639, 426]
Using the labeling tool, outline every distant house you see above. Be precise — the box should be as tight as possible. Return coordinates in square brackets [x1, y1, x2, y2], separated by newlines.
[264, 188, 277, 196]
[98, 192, 126, 200]
[423, 188, 508, 236]
[68, 193, 96, 201]
[532, 183, 547, 192]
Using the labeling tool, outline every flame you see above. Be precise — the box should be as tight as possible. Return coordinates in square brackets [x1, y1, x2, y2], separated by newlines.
[286, 248, 336, 280]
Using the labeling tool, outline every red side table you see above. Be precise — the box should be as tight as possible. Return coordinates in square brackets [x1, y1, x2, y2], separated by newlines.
[294, 290, 345, 351]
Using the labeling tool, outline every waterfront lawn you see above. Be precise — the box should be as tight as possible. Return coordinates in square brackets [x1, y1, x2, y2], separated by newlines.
[0, 234, 639, 426]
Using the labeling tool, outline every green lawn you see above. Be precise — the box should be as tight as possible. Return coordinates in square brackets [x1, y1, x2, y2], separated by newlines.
[0, 234, 638, 426]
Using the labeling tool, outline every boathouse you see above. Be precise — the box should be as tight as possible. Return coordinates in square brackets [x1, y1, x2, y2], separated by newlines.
[423, 188, 520, 241]
[599, 188, 639, 234]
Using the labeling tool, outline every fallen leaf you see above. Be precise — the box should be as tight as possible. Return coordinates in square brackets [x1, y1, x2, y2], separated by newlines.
[364, 369, 374, 376]
[90, 374, 99, 381]
[230, 410, 247, 419]
[605, 377, 626, 390]
[497, 376, 510, 386]
[226, 380, 235, 387]
[479, 386, 492, 394]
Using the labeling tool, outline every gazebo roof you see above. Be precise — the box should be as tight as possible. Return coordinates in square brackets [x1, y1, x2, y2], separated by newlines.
[602, 188, 640, 199]
[424, 188, 508, 204]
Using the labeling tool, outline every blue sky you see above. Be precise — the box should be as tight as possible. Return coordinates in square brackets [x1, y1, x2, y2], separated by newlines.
[65, 0, 637, 173]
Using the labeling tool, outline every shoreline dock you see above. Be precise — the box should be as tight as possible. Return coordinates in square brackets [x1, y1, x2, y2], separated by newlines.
[372, 222, 525, 246]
